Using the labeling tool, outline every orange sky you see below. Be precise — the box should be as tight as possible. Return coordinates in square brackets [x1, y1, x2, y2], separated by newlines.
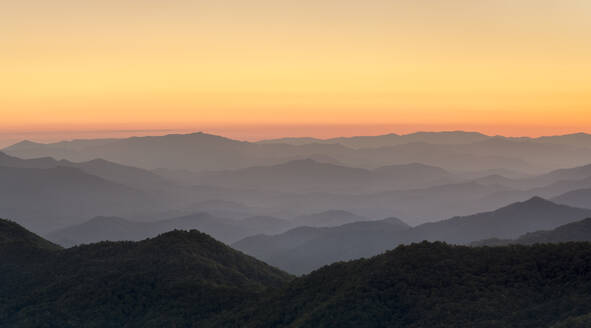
[2, 0, 591, 143]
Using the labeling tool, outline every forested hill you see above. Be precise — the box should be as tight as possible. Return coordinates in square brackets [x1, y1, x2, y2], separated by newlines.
[219, 242, 591, 328]
[4, 219, 591, 327]
[0, 218, 61, 251]
[0, 225, 292, 327]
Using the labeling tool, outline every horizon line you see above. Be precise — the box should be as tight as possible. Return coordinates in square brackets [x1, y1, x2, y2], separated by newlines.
[2, 128, 591, 149]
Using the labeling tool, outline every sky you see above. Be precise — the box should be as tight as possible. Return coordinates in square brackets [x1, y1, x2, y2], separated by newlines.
[2, 0, 591, 145]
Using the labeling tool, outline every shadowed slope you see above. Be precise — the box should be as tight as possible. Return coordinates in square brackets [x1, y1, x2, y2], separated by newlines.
[219, 242, 591, 328]
[0, 218, 61, 251]
[0, 224, 292, 327]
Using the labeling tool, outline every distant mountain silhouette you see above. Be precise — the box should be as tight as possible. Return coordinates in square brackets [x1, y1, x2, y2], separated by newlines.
[3, 138, 118, 160]
[5, 131, 582, 172]
[354, 141, 538, 172]
[534, 163, 591, 185]
[472, 174, 526, 188]
[485, 162, 591, 192]
[258, 131, 491, 148]
[0, 151, 172, 191]
[200, 159, 454, 193]
[0, 224, 291, 326]
[195, 180, 515, 226]
[476, 174, 591, 213]
[410, 197, 591, 244]
[235, 197, 591, 274]
[4, 132, 251, 170]
[350, 181, 512, 223]
[275, 133, 591, 171]
[292, 210, 370, 227]
[473, 217, 591, 246]
[260, 131, 591, 149]
[4, 132, 591, 231]
[239, 215, 294, 235]
[535, 133, 591, 148]
[552, 188, 591, 209]
[0, 166, 160, 233]
[233, 217, 410, 274]
[3, 132, 348, 171]
[47, 212, 295, 247]
[200, 159, 370, 192]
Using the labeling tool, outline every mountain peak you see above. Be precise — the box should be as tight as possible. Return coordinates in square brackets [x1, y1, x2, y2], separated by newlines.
[523, 196, 552, 205]
[3, 140, 42, 151]
[382, 217, 411, 228]
[496, 196, 558, 212]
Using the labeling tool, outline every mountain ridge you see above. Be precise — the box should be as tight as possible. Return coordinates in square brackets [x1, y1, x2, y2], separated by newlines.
[234, 197, 591, 274]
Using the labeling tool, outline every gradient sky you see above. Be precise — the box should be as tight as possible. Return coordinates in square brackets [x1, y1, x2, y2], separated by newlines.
[2, 0, 591, 143]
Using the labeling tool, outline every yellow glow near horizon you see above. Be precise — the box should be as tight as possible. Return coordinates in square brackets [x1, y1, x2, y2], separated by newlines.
[2, 0, 591, 137]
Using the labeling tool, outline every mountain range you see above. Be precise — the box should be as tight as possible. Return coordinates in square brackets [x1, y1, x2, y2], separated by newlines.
[0, 151, 172, 191]
[2, 130, 591, 237]
[199, 160, 454, 193]
[473, 217, 591, 246]
[260, 131, 591, 149]
[6, 131, 591, 173]
[46, 212, 295, 247]
[0, 165, 161, 233]
[4, 218, 591, 327]
[234, 197, 591, 274]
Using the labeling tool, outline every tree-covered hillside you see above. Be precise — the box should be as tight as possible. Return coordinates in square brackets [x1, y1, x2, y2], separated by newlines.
[0, 226, 292, 327]
[220, 242, 591, 328]
[0, 218, 61, 251]
[4, 219, 591, 328]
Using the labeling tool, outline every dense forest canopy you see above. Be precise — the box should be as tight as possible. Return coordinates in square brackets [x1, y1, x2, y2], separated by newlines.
[3, 218, 591, 327]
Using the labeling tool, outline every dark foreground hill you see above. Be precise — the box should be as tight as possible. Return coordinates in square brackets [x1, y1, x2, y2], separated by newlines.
[218, 242, 591, 328]
[0, 218, 61, 251]
[0, 219, 291, 327]
[4, 219, 591, 327]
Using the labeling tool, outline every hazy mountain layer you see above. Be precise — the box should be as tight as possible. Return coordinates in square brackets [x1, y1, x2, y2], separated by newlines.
[0, 151, 172, 191]
[0, 166, 161, 233]
[259, 131, 591, 149]
[7, 131, 591, 173]
[234, 217, 410, 275]
[473, 217, 591, 246]
[47, 213, 295, 247]
[234, 198, 591, 274]
[553, 188, 591, 209]
[200, 159, 455, 193]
